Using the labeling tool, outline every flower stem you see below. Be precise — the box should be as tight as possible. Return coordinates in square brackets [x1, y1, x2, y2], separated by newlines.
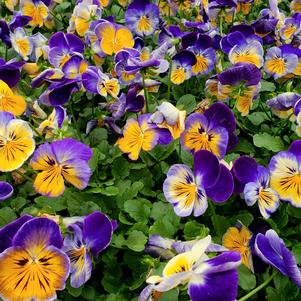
[69, 101, 83, 142]
[238, 271, 278, 301]
[142, 72, 149, 113]
[14, 169, 33, 182]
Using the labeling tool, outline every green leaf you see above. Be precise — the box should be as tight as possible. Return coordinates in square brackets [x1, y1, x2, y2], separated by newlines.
[176, 94, 196, 114]
[260, 80, 276, 92]
[124, 198, 152, 222]
[253, 133, 285, 152]
[247, 112, 268, 126]
[10, 197, 27, 211]
[126, 230, 147, 252]
[184, 221, 209, 240]
[112, 157, 130, 179]
[0, 207, 17, 227]
[211, 214, 230, 238]
[149, 219, 178, 238]
[266, 287, 285, 301]
[82, 285, 96, 300]
[238, 265, 256, 290]
[87, 186, 119, 196]
[35, 196, 67, 212]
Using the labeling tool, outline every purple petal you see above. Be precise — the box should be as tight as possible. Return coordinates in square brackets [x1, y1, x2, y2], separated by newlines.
[173, 50, 197, 66]
[232, 156, 258, 184]
[83, 211, 114, 257]
[52, 138, 92, 162]
[194, 150, 220, 189]
[13, 217, 63, 249]
[0, 181, 13, 201]
[204, 251, 241, 273]
[188, 269, 239, 301]
[266, 92, 301, 111]
[289, 140, 301, 161]
[0, 215, 32, 252]
[204, 102, 236, 133]
[206, 164, 234, 203]
[82, 67, 99, 94]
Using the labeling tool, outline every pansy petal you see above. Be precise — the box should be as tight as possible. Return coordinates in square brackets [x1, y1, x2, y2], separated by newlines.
[269, 151, 301, 207]
[0, 245, 70, 301]
[206, 164, 234, 203]
[194, 150, 220, 189]
[188, 269, 239, 301]
[255, 231, 288, 276]
[0, 214, 32, 252]
[0, 181, 13, 201]
[83, 211, 113, 257]
[13, 217, 63, 249]
[163, 164, 197, 217]
[232, 156, 258, 184]
[289, 140, 301, 161]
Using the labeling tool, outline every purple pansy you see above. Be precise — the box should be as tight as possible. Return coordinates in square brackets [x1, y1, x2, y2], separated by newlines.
[163, 150, 234, 217]
[0, 182, 13, 201]
[0, 58, 24, 87]
[125, 0, 160, 36]
[63, 211, 115, 288]
[181, 102, 237, 157]
[48, 32, 85, 68]
[255, 230, 301, 288]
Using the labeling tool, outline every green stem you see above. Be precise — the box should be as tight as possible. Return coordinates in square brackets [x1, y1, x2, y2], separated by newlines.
[5, 46, 8, 61]
[142, 73, 149, 113]
[69, 101, 83, 142]
[14, 169, 33, 182]
[238, 271, 278, 301]
[49, 10, 64, 25]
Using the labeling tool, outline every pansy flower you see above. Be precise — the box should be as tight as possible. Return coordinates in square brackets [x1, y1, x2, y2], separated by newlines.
[39, 78, 80, 106]
[61, 55, 89, 80]
[125, 0, 160, 37]
[0, 59, 24, 88]
[20, 0, 50, 27]
[232, 156, 280, 219]
[291, 0, 301, 12]
[181, 102, 237, 158]
[63, 211, 115, 288]
[48, 32, 85, 69]
[93, 20, 135, 56]
[0, 217, 70, 301]
[116, 114, 172, 160]
[223, 221, 253, 270]
[163, 150, 234, 217]
[30, 138, 92, 197]
[182, 33, 216, 76]
[145, 234, 228, 260]
[0, 80, 26, 116]
[0, 112, 35, 172]
[170, 51, 197, 85]
[139, 235, 241, 301]
[269, 140, 301, 207]
[266, 92, 301, 119]
[38, 106, 67, 138]
[217, 63, 261, 116]
[264, 46, 298, 79]
[220, 24, 262, 54]
[280, 13, 301, 41]
[229, 39, 264, 68]
[82, 66, 120, 98]
[236, 0, 253, 15]
[10, 28, 33, 61]
[0, 181, 13, 201]
[68, 0, 102, 36]
[150, 102, 186, 139]
[255, 229, 301, 288]
[108, 86, 145, 119]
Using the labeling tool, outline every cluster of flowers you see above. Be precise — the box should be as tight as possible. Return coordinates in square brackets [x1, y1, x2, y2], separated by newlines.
[139, 219, 301, 301]
[0, 212, 115, 301]
[0, 0, 301, 300]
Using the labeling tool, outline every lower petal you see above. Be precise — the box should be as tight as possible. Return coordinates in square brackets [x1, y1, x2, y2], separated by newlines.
[188, 269, 239, 301]
[33, 168, 65, 197]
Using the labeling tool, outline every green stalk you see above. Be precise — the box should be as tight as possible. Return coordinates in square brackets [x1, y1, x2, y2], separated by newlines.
[14, 169, 33, 182]
[69, 101, 83, 142]
[238, 271, 277, 301]
[142, 72, 149, 113]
